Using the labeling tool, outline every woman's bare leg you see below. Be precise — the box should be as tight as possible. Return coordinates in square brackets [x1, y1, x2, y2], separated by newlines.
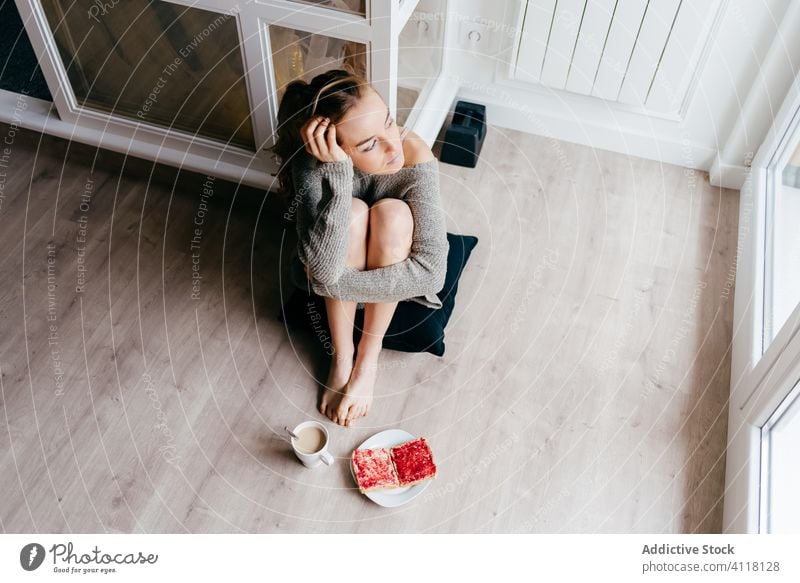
[335, 199, 414, 426]
[318, 198, 369, 419]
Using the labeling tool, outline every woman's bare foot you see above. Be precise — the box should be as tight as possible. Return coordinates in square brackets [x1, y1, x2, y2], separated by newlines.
[319, 350, 354, 419]
[333, 353, 378, 427]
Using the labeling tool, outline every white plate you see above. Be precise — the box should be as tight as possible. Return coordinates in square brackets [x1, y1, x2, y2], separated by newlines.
[350, 429, 433, 507]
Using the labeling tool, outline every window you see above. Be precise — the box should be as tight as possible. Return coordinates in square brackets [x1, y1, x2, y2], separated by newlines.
[41, 0, 255, 149]
[765, 140, 800, 350]
[760, 378, 800, 533]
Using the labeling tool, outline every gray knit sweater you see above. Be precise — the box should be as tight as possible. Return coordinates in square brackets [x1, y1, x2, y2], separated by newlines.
[289, 149, 449, 309]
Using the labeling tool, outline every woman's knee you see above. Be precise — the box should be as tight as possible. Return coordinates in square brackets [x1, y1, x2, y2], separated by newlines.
[351, 197, 369, 219]
[368, 199, 413, 248]
[366, 200, 413, 266]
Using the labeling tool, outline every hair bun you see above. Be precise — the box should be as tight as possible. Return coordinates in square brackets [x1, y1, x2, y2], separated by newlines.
[302, 81, 318, 99]
[306, 74, 336, 107]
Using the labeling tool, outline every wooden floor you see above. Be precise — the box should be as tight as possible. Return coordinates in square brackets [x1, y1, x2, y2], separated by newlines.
[0, 119, 738, 533]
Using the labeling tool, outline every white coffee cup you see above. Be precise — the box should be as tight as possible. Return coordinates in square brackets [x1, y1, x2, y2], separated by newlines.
[290, 421, 334, 468]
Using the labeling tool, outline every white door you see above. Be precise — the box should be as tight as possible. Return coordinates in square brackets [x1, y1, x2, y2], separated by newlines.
[724, 70, 800, 533]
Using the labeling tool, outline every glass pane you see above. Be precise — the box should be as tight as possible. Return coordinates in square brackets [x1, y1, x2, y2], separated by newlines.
[397, 0, 445, 126]
[762, 378, 800, 533]
[268, 25, 367, 106]
[766, 140, 800, 349]
[41, 0, 255, 150]
[287, 0, 366, 16]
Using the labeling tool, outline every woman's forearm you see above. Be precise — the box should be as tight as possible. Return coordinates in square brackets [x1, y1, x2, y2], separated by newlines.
[293, 154, 354, 286]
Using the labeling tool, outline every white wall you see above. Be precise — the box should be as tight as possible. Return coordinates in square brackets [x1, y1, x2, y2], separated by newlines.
[710, 0, 800, 187]
[439, 0, 800, 187]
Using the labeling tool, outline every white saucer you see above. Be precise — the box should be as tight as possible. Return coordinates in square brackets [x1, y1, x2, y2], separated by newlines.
[350, 429, 433, 507]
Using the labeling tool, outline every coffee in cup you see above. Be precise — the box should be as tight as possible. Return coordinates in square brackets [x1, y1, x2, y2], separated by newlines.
[290, 421, 334, 468]
[295, 425, 326, 454]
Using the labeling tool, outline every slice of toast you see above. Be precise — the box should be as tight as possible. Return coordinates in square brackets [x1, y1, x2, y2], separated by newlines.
[351, 447, 400, 493]
[390, 437, 437, 487]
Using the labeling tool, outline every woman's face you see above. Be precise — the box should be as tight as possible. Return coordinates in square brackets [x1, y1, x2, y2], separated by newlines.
[334, 88, 405, 175]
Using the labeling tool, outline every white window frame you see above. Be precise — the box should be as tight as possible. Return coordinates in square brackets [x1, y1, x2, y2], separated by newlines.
[723, 69, 800, 533]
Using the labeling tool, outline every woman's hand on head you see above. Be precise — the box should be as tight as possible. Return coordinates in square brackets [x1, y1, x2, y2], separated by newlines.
[301, 116, 348, 163]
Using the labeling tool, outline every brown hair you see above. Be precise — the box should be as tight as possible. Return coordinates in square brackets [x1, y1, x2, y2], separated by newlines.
[267, 69, 369, 214]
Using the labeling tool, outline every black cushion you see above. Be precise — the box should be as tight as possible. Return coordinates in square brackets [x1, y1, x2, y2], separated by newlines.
[278, 233, 478, 356]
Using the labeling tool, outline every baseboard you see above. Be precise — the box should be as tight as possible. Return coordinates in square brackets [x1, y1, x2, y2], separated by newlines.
[709, 154, 750, 189]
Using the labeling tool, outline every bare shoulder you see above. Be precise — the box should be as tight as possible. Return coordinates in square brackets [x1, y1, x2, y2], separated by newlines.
[400, 127, 435, 166]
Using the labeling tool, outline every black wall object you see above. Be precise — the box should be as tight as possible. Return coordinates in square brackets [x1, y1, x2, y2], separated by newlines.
[440, 100, 486, 168]
[0, 1, 52, 101]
